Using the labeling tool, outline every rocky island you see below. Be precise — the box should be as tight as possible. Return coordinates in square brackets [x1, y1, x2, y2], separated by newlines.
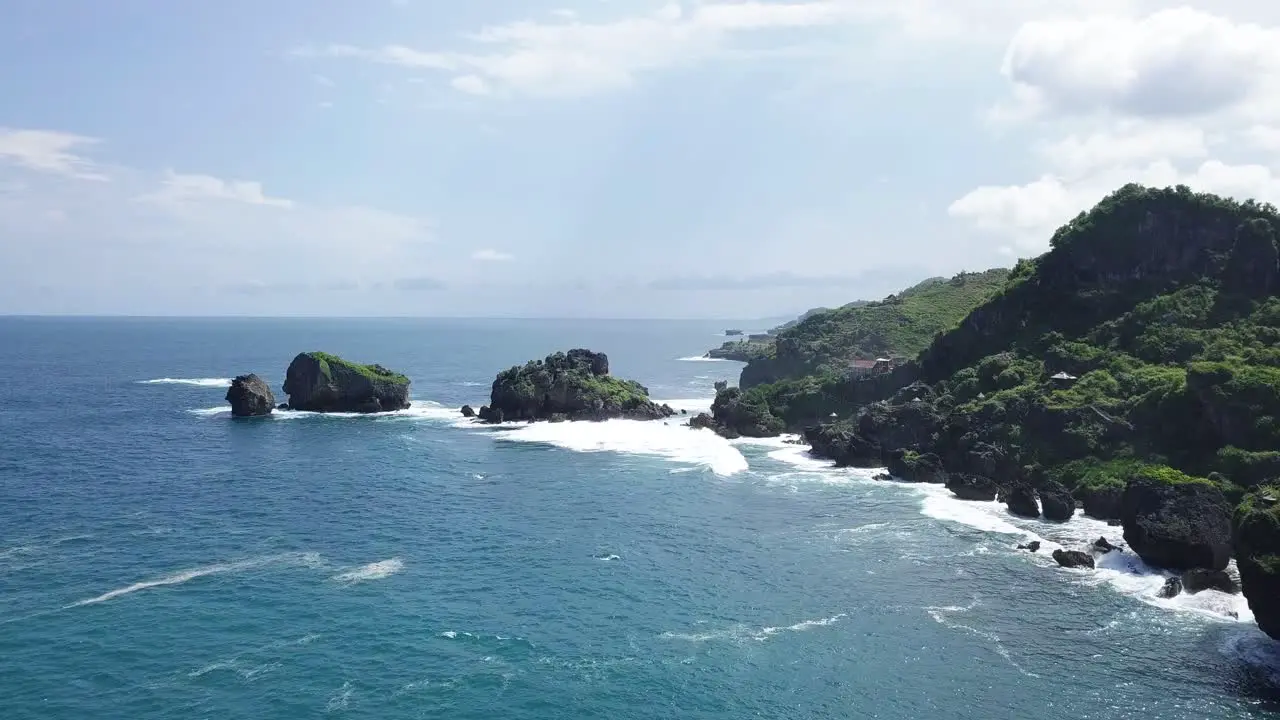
[281, 351, 411, 413]
[704, 184, 1280, 642]
[226, 374, 276, 417]
[703, 339, 773, 363]
[471, 349, 676, 423]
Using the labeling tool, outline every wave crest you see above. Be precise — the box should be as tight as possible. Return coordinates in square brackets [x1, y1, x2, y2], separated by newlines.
[141, 378, 232, 387]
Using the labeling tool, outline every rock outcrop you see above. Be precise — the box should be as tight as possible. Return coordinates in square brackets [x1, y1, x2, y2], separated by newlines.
[1180, 568, 1240, 595]
[1053, 549, 1095, 569]
[1003, 485, 1040, 518]
[946, 474, 999, 502]
[1039, 481, 1075, 522]
[1232, 488, 1280, 640]
[1093, 537, 1121, 554]
[704, 340, 772, 363]
[460, 405, 475, 418]
[1075, 482, 1124, 521]
[707, 387, 784, 438]
[282, 352, 411, 413]
[484, 349, 675, 423]
[886, 450, 947, 484]
[1157, 576, 1183, 599]
[1120, 474, 1232, 572]
[226, 374, 275, 417]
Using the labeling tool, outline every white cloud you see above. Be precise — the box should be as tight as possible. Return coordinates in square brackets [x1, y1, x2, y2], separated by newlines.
[472, 248, 513, 261]
[1034, 122, 1208, 176]
[451, 75, 491, 95]
[951, 160, 1280, 249]
[951, 6, 1280, 249]
[0, 128, 108, 181]
[997, 8, 1280, 122]
[301, 1, 859, 97]
[312, 73, 335, 87]
[0, 127, 435, 306]
[136, 170, 294, 208]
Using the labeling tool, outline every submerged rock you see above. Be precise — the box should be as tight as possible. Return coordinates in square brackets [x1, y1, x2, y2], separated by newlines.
[1181, 568, 1240, 595]
[226, 374, 275, 417]
[946, 474, 999, 502]
[1053, 549, 1095, 569]
[1157, 576, 1183, 599]
[1016, 540, 1042, 553]
[689, 412, 717, 431]
[1121, 475, 1232, 571]
[282, 352, 410, 413]
[1093, 537, 1121, 554]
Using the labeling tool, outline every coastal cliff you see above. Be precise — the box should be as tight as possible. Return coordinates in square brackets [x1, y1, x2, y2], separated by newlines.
[753, 184, 1280, 638]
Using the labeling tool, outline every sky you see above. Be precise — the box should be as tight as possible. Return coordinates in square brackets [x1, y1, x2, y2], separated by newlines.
[3, 0, 1280, 317]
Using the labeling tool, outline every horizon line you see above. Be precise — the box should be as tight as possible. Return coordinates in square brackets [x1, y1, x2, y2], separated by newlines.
[0, 313, 796, 322]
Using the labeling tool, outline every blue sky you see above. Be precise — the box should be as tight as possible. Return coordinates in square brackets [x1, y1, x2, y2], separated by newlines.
[2, 0, 1279, 317]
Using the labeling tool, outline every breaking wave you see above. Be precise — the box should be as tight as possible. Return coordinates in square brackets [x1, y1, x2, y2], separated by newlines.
[140, 378, 232, 387]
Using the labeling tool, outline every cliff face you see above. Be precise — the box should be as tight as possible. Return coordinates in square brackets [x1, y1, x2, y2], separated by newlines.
[282, 352, 410, 413]
[1120, 474, 1233, 572]
[1233, 488, 1280, 640]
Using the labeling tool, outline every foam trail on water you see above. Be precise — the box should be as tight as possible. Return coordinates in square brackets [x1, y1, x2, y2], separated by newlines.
[661, 613, 846, 643]
[330, 558, 404, 584]
[66, 552, 320, 607]
[677, 356, 729, 362]
[493, 419, 748, 476]
[140, 378, 232, 387]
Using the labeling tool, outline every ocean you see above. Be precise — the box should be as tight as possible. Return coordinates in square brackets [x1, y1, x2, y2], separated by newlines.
[2, 316, 1280, 719]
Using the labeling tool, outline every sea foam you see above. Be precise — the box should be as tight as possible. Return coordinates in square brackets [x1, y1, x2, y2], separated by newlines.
[677, 356, 729, 362]
[66, 552, 322, 607]
[330, 558, 404, 585]
[492, 418, 748, 476]
[140, 378, 232, 387]
[660, 613, 846, 643]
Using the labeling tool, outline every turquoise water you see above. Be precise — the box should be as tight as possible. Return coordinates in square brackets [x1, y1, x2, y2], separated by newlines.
[3, 317, 1280, 719]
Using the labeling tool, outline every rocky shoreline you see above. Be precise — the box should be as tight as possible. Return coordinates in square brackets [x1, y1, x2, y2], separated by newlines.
[680, 185, 1280, 643]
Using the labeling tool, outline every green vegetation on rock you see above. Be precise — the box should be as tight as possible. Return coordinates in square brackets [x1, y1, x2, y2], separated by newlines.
[740, 269, 1010, 389]
[282, 351, 411, 413]
[1233, 487, 1280, 638]
[701, 269, 1006, 438]
[773, 183, 1280, 638]
[479, 349, 674, 423]
[309, 351, 409, 385]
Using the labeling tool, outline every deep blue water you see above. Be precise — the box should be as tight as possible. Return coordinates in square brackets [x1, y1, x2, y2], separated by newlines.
[3, 317, 1280, 719]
